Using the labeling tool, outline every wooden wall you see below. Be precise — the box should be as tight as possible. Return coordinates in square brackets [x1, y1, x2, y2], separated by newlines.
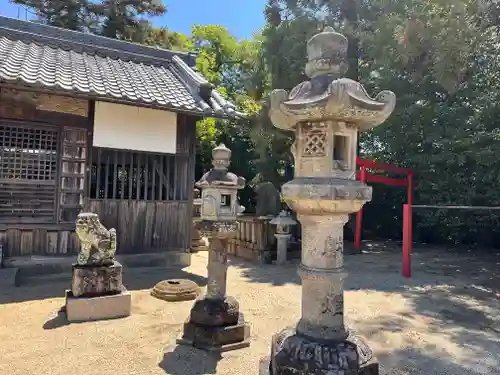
[0, 86, 197, 258]
[84, 114, 196, 254]
[84, 200, 190, 253]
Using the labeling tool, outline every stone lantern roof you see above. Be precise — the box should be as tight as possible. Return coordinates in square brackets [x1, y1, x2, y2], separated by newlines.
[195, 143, 246, 189]
[270, 210, 297, 227]
[269, 26, 396, 132]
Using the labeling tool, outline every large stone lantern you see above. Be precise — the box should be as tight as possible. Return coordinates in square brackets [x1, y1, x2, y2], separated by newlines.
[177, 143, 250, 352]
[262, 27, 396, 375]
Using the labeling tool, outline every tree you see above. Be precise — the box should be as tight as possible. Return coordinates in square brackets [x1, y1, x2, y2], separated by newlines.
[12, 0, 92, 31]
[14, 0, 169, 43]
[258, 0, 500, 247]
[88, 0, 167, 41]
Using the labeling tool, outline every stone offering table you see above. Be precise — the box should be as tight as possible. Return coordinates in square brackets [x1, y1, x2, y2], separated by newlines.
[65, 212, 131, 322]
[261, 26, 396, 375]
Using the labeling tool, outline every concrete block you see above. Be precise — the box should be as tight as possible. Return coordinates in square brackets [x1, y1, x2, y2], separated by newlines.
[0, 268, 18, 287]
[65, 287, 131, 323]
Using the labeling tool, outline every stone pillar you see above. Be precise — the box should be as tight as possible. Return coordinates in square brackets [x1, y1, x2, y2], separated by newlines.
[261, 26, 396, 375]
[296, 214, 348, 341]
[274, 234, 291, 265]
[206, 238, 228, 299]
[177, 144, 250, 352]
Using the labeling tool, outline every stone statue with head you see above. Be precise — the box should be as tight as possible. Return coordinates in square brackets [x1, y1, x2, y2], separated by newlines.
[75, 212, 117, 266]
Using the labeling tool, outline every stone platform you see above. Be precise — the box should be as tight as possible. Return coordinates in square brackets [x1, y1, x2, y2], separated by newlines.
[177, 296, 250, 352]
[177, 313, 250, 352]
[65, 287, 131, 322]
[65, 260, 131, 322]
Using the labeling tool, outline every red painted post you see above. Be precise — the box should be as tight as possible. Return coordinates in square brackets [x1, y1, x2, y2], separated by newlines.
[354, 166, 367, 249]
[407, 174, 413, 208]
[402, 203, 412, 278]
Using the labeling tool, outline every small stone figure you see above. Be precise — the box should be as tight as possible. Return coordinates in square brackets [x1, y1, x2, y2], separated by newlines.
[75, 212, 117, 266]
[255, 181, 281, 218]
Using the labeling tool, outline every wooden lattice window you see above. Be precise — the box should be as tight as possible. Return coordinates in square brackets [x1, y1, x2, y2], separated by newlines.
[0, 125, 58, 180]
[88, 148, 186, 201]
[0, 123, 59, 223]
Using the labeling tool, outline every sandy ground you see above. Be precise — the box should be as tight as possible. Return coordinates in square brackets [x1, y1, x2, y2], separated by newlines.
[0, 245, 499, 375]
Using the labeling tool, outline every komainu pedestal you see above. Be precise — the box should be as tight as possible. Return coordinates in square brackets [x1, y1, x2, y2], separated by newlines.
[65, 213, 131, 323]
[71, 261, 123, 297]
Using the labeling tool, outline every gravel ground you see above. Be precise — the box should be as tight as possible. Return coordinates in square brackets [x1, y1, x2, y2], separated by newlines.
[0, 246, 499, 375]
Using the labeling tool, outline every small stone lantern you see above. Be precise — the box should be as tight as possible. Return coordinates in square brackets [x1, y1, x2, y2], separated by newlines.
[270, 210, 297, 264]
[177, 143, 250, 352]
[261, 26, 396, 375]
[198, 144, 245, 222]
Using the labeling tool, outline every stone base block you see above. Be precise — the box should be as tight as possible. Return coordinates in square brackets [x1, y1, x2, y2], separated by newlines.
[177, 313, 250, 352]
[189, 296, 240, 326]
[259, 357, 378, 375]
[65, 287, 131, 323]
[71, 261, 123, 297]
[262, 327, 378, 375]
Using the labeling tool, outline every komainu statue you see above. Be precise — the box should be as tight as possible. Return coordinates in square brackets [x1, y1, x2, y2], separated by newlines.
[75, 212, 117, 266]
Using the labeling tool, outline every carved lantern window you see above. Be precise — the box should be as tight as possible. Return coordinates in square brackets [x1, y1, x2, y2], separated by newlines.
[304, 130, 327, 157]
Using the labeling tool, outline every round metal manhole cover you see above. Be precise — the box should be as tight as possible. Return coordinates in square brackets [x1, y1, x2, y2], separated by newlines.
[151, 279, 200, 302]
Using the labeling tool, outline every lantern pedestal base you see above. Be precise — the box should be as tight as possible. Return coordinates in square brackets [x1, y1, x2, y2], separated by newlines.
[259, 327, 378, 375]
[177, 295, 250, 352]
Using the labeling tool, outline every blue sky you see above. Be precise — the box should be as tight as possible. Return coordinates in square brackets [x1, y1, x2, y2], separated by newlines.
[0, 0, 266, 39]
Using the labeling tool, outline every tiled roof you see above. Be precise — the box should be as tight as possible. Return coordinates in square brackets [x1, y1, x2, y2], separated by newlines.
[0, 16, 244, 119]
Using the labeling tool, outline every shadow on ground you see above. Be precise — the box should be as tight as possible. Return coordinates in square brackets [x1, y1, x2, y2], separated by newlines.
[0, 267, 207, 305]
[159, 345, 222, 375]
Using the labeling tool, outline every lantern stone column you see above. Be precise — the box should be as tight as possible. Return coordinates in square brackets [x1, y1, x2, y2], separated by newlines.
[177, 144, 250, 352]
[261, 27, 396, 375]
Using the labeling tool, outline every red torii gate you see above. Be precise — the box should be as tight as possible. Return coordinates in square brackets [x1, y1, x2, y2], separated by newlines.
[354, 157, 415, 274]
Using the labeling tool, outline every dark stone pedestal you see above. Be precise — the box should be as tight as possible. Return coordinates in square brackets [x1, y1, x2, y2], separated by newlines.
[71, 261, 123, 297]
[177, 296, 250, 352]
[260, 327, 379, 375]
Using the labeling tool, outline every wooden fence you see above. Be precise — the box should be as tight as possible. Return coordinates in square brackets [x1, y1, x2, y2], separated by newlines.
[228, 216, 276, 263]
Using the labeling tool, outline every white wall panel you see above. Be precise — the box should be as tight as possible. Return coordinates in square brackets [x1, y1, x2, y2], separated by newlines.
[93, 101, 177, 154]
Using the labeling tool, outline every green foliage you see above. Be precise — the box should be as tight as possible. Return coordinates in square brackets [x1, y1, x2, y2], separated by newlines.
[13, 0, 93, 30]
[89, 0, 167, 40]
[259, 0, 500, 248]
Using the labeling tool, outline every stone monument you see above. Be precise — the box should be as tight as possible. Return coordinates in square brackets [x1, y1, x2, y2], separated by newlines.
[270, 210, 297, 265]
[65, 212, 131, 322]
[177, 143, 250, 352]
[261, 27, 396, 375]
